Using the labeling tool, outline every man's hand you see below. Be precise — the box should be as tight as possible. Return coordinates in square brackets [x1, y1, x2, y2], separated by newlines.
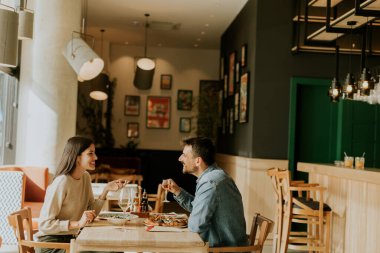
[162, 178, 181, 196]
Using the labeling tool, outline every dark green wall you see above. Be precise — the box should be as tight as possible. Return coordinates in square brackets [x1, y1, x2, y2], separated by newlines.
[217, 0, 377, 159]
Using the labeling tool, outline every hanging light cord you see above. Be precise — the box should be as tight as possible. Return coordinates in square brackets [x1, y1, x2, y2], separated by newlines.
[349, 24, 353, 74]
[144, 13, 150, 58]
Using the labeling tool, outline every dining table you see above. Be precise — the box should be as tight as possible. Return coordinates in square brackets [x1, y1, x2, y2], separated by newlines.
[70, 213, 208, 253]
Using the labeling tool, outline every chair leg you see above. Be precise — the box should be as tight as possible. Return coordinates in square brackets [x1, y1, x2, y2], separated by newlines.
[324, 212, 331, 253]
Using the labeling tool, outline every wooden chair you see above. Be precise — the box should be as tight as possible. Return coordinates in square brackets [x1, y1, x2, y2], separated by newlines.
[7, 207, 70, 253]
[208, 213, 273, 253]
[108, 171, 143, 186]
[270, 169, 331, 253]
[147, 183, 165, 213]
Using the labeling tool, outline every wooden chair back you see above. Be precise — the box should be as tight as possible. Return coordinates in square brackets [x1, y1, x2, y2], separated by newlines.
[148, 183, 165, 213]
[208, 213, 274, 253]
[7, 207, 70, 253]
[109, 173, 143, 186]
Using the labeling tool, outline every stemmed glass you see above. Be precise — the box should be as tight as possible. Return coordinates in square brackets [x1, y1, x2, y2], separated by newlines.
[118, 187, 131, 230]
[162, 186, 170, 203]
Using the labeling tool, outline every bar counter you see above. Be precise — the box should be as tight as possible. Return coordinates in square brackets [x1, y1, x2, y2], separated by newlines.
[297, 162, 380, 253]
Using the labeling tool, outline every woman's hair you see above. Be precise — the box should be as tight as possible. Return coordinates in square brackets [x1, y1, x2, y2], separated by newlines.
[181, 137, 215, 166]
[54, 136, 94, 178]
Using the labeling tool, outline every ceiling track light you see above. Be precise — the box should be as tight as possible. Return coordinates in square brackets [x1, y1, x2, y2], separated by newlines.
[133, 13, 156, 90]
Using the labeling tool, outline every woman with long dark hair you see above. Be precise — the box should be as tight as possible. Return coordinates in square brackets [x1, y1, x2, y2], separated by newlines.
[36, 136, 124, 253]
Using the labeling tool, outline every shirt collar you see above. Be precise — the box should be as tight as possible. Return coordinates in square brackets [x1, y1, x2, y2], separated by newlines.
[196, 164, 215, 183]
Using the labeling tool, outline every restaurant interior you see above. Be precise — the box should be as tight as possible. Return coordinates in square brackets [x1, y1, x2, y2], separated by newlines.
[1, 0, 380, 252]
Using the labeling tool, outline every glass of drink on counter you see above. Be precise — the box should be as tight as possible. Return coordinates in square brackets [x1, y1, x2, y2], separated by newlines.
[344, 156, 354, 168]
[355, 157, 365, 169]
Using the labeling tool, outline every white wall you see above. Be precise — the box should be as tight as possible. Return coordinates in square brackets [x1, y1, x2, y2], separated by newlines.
[108, 44, 219, 151]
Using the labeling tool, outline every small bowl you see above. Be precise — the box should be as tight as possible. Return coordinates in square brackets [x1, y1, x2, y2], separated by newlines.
[98, 212, 138, 226]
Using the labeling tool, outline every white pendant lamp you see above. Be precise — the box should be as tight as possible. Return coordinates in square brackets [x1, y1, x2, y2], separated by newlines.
[17, 7, 33, 40]
[0, 7, 19, 67]
[133, 13, 155, 90]
[63, 34, 104, 82]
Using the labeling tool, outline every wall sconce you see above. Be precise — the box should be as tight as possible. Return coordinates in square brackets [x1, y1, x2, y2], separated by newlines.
[133, 13, 155, 90]
[62, 32, 104, 81]
[0, 7, 19, 67]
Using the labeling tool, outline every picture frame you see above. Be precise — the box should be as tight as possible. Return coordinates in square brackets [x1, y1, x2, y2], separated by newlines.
[124, 95, 140, 116]
[235, 61, 240, 84]
[224, 74, 228, 98]
[239, 72, 249, 123]
[229, 109, 234, 134]
[160, 74, 172, 90]
[177, 90, 193, 110]
[146, 96, 171, 129]
[234, 93, 239, 121]
[179, 117, 191, 133]
[228, 52, 235, 95]
[241, 44, 247, 68]
[127, 122, 139, 138]
[220, 57, 224, 80]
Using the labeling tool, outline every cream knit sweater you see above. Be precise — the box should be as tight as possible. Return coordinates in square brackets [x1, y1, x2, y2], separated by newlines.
[37, 171, 104, 237]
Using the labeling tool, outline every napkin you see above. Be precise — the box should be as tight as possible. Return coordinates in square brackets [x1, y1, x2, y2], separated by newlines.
[145, 225, 187, 232]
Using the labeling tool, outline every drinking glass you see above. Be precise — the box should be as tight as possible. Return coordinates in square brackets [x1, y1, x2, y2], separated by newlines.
[118, 187, 131, 231]
[162, 189, 170, 203]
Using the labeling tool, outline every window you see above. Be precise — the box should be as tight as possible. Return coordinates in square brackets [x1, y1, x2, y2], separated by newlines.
[0, 73, 18, 164]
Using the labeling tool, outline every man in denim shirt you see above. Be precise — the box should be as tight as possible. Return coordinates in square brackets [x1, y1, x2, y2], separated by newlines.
[163, 137, 248, 248]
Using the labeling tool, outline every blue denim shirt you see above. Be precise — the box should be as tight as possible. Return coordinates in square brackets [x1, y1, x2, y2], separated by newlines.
[174, 165, 248, 247]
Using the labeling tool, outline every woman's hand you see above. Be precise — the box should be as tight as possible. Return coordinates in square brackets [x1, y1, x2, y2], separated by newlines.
[99, 179, 125, 200]
[162, 178, 181, 196]
[69, 210, 96, 229]
[106, 179, 125, 192]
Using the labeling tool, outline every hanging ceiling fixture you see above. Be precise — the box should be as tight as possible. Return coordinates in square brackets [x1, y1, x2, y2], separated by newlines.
[89, 29, 109, 101]
[62, 31, 104, 82]
[17, 0, 33, 40]
[357, 22, 374, 97]
[0, 4, 19, 67]
[328, 46, 341, 102]
[342, 21, 357, 99]
[133, 13, 155, 90]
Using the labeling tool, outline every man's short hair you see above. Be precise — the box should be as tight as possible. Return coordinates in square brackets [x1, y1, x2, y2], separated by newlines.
[181, 137, 215, 166]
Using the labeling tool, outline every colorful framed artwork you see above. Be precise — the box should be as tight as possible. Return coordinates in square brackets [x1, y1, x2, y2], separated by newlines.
[146, 96, 171, 129]
[234, 93, 239, 121]
[127, 122, 139, 138]
[239, 72, 249, 123]
[124, 95, 140, 116]
[179, 117, 191, 133]
[228, 52, 235, 95]
[177, 90, 193, 110]
[160, 74, 172, 90]
[241, 44, 247, 68]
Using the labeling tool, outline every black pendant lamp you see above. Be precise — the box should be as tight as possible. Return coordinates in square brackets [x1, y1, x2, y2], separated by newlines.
[358, 23, 374, 96]
[342, 21, 357, 99]
[328, 46, 341, 102]
[133, 13, 155, 90]
[89, 29, 109, 100]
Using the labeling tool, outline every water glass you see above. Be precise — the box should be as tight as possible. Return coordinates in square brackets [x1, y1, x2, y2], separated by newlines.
[355, 157, 365, 169]
[344, 156, 354, 168]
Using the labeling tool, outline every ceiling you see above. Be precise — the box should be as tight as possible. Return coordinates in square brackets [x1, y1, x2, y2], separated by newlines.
[85, 0, 248, 50]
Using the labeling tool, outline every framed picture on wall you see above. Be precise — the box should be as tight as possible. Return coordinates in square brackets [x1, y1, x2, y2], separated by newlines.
[235, 61, 240, 84]
[239, 72, 249, 123]
[179, 117, 191, 133]
[177, 90, 193, 110]
[127, 122, 139, 138]
[234, 93, 239, 121]
[241, 44, 247, 67]
[224, 74, 228, 98]
[228, 52, 235, 95]
[124, 95, 140, 116]
[160, 74, 172, 90]
[220, 57, 224, 79]
[146, 96, 171, 129]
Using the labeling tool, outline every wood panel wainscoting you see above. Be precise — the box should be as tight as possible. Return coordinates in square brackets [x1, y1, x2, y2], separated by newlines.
[215, 153, 288, 248]
[298, 162, 380, 253]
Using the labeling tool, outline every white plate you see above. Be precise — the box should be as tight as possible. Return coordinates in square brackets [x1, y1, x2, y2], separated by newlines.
[98, 212, 138, 225]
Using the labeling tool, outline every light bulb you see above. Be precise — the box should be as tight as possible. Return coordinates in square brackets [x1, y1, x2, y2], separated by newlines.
[362, 81, 369, 89]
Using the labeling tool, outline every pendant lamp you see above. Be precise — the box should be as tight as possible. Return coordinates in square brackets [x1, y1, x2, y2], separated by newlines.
[328, 46, 341, 102]
[133, 13, 155, 90]
[0, 7, 19, 67]
[358, 24, 374, 96]
[89, 29, 109, 101]
[342, 21, 357, 99]
[17, 0, 33, 40]
[62, 32, 104, 82]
